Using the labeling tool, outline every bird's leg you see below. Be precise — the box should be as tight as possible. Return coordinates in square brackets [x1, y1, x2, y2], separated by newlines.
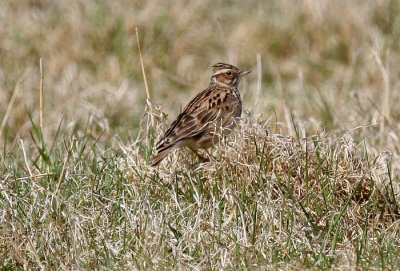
[204, 149, 218, 162]
[188, 147, 210, 163]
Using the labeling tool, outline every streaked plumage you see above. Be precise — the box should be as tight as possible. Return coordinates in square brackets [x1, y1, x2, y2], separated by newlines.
[150, 63, 250, 167]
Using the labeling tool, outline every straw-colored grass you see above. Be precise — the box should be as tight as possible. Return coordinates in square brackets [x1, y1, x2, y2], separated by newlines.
[1, 0, 399, 269]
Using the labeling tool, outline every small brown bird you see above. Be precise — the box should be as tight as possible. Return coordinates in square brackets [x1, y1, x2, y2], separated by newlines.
[150, 63, 251, 167]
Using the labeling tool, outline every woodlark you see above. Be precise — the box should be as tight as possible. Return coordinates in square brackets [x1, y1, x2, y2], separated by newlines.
[150, 63, 251, 167]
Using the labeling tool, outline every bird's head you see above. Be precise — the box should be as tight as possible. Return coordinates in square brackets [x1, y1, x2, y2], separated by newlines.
[211, 63, 251, 88]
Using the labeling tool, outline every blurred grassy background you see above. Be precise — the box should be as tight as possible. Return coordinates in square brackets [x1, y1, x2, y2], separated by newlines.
[1, 0, 399, 154]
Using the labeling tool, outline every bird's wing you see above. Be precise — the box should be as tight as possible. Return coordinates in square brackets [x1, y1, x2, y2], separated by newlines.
[155, 86, 239, 152]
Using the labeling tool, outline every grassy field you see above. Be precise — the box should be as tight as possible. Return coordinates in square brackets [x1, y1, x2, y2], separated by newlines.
[1, 0, 400, 270]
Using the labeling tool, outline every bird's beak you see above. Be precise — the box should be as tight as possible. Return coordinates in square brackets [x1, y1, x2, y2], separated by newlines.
[240, 70, 251, 76]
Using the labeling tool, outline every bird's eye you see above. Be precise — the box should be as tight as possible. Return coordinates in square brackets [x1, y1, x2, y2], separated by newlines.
[226, 71, 232, 75]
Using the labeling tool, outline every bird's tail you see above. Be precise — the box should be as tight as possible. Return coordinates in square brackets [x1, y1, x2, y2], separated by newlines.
[149, 148, 173, 167]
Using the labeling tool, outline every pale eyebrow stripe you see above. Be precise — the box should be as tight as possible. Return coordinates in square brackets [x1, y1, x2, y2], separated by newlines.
[213, 69, 232, 76]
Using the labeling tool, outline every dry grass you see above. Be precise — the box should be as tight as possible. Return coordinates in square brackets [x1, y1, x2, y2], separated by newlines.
[1, 0, 400, 270]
